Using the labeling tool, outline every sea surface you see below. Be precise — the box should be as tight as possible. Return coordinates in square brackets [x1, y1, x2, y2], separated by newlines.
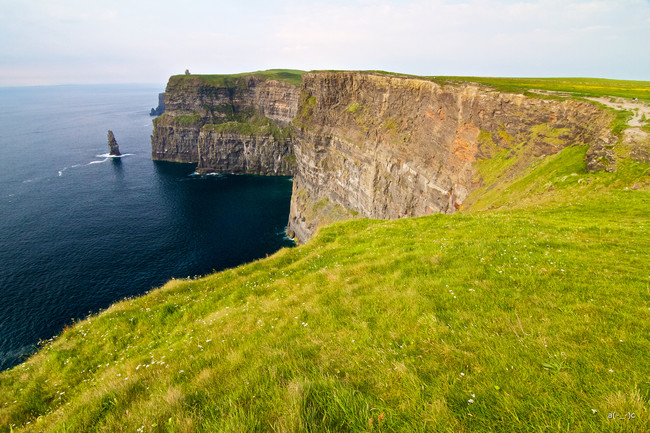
[0, 84, 294, 371]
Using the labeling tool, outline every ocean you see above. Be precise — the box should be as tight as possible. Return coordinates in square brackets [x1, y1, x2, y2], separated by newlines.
[0, 84, 294, 371]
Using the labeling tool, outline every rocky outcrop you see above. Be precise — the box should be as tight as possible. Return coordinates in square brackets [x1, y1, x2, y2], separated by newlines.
[286, 72, 615, 242]
[151, 74, 300, 175]
[107, 130, 121, 156]
[150, 93, 165, 117]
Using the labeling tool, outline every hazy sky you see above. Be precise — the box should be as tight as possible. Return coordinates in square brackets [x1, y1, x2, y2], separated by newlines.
[1, 0, 649, 86]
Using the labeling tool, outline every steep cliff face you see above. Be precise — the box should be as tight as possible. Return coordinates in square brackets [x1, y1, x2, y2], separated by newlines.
[151, 73, 300, 175]
[198, 128, 295, 176]
[287, 72, 615, 242]
[152, 71, 619, 244]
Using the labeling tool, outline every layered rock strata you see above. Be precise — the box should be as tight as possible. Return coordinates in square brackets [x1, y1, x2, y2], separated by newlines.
[151, 74, 300, 175]
[152, 71, 616, 243]
[286, 72, 614, 242]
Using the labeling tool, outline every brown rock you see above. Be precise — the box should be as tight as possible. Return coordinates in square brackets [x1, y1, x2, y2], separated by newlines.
[107, 130, 121, 156]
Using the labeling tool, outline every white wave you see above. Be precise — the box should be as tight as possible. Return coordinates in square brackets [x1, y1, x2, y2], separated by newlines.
[57, 154, 132, 176]
[190, 171, 225, 178]
[88, 159, 109, 165]
[96, 153, 133, 158]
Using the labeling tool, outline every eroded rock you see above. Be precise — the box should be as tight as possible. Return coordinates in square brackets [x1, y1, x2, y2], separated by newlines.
[107, 130, 121, 156]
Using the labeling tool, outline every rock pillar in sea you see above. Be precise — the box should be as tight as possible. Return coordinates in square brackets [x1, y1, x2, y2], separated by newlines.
[107, 130, 121, 156]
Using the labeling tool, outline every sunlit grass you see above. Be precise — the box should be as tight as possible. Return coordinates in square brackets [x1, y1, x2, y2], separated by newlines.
[1, 186, 648, 432]
[430, 76, 650, 101]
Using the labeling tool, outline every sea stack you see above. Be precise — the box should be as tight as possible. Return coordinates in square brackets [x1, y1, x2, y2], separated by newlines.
[107, 130, 121, 156]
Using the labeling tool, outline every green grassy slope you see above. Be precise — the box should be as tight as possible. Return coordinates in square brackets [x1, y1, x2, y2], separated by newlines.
[1, 175, 649, 432]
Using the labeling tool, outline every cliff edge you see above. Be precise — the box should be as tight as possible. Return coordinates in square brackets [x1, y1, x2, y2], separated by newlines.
[287, 72, 615, 242]
[152, 71, 637, 243]
[151, 70, 303, 175]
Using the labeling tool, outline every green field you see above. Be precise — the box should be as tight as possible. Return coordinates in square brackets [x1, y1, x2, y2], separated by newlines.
[364, 71, 650, 101]
[433, 76, 650, 101]
[1, 74, 649, 432]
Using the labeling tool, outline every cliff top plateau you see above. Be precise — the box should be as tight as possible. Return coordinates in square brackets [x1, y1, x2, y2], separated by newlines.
[2, 71, 649, 433]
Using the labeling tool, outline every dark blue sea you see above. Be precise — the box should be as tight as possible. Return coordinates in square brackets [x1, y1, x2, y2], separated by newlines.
[0, 85, 294, 371]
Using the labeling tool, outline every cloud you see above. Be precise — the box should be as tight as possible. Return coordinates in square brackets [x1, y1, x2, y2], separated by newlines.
[0, 0, 649, 85]
[44, 4, 118, 22]
[265, 0, 650, 77]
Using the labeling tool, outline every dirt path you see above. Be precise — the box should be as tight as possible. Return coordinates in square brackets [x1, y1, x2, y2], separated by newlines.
[585, 97, 650, 150]
[585, 97, 650, 127]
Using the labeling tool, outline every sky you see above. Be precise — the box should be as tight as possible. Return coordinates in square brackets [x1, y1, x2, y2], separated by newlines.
[1, 0, 649, 86]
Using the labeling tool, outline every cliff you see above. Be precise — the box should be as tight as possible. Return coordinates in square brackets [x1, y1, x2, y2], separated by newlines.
[286, 72, 615, 242]
[151, 71, 302, 175]
[152, 70, 626, 243]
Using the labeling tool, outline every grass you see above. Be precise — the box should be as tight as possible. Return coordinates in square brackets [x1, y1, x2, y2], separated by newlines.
[169, 69, 305, 89]
[465, 136, 650, 213]
[425, 76, 650, 102]
[173, 113, 202, 125]
[1, 181, 649, 432]
[203, 117, 293, 141]
[328, 71, 650, 102]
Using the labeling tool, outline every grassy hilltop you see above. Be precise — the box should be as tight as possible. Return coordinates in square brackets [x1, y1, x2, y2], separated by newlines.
[1, 76, 649, 432]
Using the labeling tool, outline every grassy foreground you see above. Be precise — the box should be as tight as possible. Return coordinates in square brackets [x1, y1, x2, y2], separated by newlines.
[1, 189, 649, 431]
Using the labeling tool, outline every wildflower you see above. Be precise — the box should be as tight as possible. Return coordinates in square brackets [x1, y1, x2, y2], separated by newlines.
[592, 409, 597, 414]
[468, 399, 474, 404]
